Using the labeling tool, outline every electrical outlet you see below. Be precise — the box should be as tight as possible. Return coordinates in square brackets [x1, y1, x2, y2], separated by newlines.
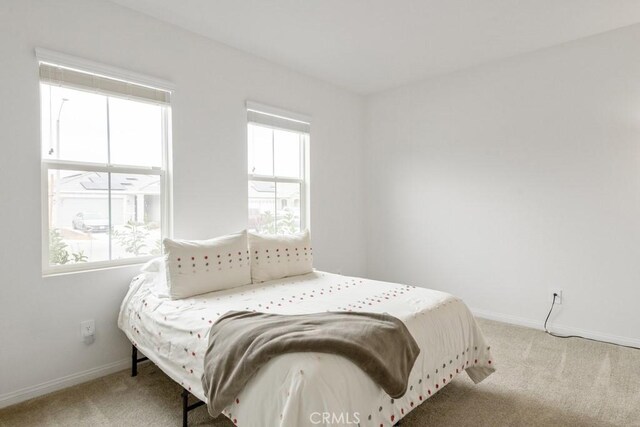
[549, 289, 563, 305]
[81, 319, 95, 343]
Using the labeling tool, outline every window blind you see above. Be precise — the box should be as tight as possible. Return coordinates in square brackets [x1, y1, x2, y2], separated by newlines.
[246, 101, 310, 134]
[39, 63, 171, 105]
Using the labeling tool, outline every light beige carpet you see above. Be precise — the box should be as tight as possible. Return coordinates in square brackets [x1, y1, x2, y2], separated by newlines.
[1, 319, 639, 426]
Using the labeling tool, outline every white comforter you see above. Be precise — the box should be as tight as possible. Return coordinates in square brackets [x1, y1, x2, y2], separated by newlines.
[118, 271, 494, 427]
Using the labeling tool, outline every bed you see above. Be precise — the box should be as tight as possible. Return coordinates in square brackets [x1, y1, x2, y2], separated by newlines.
[118, 269, 495, 426]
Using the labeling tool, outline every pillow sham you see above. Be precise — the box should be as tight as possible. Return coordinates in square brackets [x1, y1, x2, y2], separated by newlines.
[163, 231, 251, 299]
[248, 230, 313, 283]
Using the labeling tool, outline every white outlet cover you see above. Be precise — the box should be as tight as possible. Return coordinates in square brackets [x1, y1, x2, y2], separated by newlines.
[81, 319, 95, 337]
[549, 289, 563, 305]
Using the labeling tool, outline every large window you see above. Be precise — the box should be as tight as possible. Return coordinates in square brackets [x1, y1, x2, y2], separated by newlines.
[39, 52, 172, 274]
[247, 102, 310, 234]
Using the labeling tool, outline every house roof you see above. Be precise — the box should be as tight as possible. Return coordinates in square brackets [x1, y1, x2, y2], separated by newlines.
[56, 171, 160, 194]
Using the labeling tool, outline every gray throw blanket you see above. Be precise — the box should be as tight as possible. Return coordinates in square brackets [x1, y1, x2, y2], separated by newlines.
[201, 310, 420, 417]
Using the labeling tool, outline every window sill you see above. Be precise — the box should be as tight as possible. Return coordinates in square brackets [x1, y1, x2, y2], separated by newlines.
[42, 256, 154, 278]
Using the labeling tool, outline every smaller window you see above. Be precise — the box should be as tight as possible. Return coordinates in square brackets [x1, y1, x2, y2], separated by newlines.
[247, 102, 310, 235]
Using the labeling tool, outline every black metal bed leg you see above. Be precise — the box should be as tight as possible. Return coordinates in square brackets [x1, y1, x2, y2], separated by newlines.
[131, 343, 202, 426]
[131, 344, 149, 377]
[181, 388, 206, 427]
[181, 389, 189, 427]
[131, 345, 138, 377]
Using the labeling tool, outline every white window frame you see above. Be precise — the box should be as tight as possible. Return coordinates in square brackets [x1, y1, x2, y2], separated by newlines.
[37, 49, 174, 275]
[247, 101, 311, 233]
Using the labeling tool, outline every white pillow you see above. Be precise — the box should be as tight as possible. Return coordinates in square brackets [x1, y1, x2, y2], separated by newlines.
[163, 231, 251, 299]
[248, 230, 313, 283]
[140, 256, 164, 273]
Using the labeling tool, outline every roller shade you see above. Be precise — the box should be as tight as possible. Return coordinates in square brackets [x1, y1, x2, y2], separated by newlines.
[247, 101, 310, 134]
[39, 62, 170, 105]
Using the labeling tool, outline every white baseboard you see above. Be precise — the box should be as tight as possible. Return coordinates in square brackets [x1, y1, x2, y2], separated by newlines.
[471, 308, 640, 349]
[0, 358, 130, 410]
[471, 308, 543, 329]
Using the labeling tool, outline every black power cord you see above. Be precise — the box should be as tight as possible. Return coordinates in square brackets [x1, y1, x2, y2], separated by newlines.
[544, 293, 639, 350]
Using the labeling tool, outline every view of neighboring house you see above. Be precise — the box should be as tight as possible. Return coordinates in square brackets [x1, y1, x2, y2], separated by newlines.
[49, 170, 161, 263]
[248, 180, 301, 233]
[51, 171, 161, 228]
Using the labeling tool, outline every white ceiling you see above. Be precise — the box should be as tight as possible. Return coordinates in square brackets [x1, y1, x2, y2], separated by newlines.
[109, 0, 640, 94]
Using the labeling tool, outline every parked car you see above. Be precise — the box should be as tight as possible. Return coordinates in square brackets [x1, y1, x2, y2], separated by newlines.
[72, 212, 109, 233]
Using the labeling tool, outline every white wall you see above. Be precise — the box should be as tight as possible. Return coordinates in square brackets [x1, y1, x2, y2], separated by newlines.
[0, 0, 366, 403]
[365, 24, 640, 346]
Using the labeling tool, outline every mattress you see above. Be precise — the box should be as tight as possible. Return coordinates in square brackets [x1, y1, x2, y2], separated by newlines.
[118, 270, 495, 426]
